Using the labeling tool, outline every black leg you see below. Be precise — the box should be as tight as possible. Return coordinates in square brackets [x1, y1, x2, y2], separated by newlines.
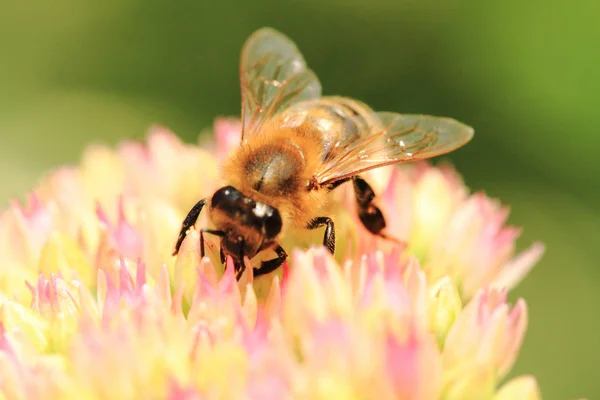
[306, 217, 335, 254]
[353, 176, 387, 235]
[234, 238, 247, 280]
[253, 244, 288, 277]
[325, 177, 352, 191]
[173, 199, 207, 255]
[220, 247, 226, 264]
[199, 229, 225, 258]
[234, 260, 246, 281]
[353, 176, 403, 245]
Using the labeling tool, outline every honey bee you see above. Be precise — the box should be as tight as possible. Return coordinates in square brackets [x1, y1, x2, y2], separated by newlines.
[173, 27, 474, 279]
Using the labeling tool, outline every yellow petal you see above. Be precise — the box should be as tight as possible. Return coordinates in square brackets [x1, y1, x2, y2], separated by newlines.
[174, 229, 202, 303]
[442, 362, 495, 400]
[494, 375, 540, 400]
[138, 199, 182, 277]
[309, 374, 360, 400]
[410, 168, 465, 260]
[0, 297, 49, 351]
[38, 232, 95, 288]
[429, 276, 462, 347]
[264, 275, 282, 319]
[80, 144, 126, 208]
[241, 282, 257, 327]
[195, 342, 249, 397]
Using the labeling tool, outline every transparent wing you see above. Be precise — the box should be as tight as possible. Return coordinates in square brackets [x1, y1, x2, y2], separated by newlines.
[240, 27, 322, 141]
[313, 112, 474, 185]
[274, 96, 380, 160]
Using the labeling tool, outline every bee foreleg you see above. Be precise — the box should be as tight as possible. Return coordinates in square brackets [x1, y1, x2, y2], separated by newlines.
[353, 176, 386, 235]
[199, 228, 225, 258]
[234, 260, 246, 281]
[235, 238, 247, 280]
[253, 244, 288, 278]
[306, 217, 335, 254]
[173, 198, 208, 255]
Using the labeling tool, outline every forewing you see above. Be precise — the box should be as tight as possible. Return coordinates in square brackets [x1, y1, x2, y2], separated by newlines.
[240, 27, 322, 141]
[314, 112, 474, 185]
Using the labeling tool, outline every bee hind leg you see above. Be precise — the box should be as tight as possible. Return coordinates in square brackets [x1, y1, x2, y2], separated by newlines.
[353, 176, 403, 244]
[173, 198, 208, 255]
[253, 244, 288, 278]
[306, 217, 335, 254]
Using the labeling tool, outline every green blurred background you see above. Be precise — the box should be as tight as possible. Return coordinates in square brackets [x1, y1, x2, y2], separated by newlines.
[1, 1, 598, 398]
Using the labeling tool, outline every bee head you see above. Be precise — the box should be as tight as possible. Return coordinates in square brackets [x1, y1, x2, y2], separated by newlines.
[209, 186, 282, 258]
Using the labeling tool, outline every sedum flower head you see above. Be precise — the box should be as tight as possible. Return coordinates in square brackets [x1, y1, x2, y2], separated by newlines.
[0, 119, 567, 399]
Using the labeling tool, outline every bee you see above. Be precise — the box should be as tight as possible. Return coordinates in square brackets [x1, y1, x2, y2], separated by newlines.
[173, 27, 474, 279]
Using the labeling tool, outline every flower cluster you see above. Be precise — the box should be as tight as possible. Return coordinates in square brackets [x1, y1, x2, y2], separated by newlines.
[0, 119, 551, 399]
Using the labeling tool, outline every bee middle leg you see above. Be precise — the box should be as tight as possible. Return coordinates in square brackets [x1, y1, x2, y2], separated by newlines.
[352, 176, 400, 243]
[253, 244, 288, 278]
[306, 217, 335, 254]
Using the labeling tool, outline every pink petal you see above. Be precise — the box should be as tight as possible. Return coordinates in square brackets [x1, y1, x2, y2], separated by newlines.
[214, 118, 242, 159]
[96, 196, 143, 260]
[385, 330, 442, 400]
[168, 379, 204, 400]
[491, 242, 545, 291]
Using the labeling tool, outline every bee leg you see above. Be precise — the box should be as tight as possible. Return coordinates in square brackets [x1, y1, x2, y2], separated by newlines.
[253, 244, 288, 277]
[199, 229, 225, 258]
[353, 176, 401, 240]
[326, 177, 352, 191]
[173, 198, 208, 255]
[306, 217, 336, 254]
[234, 260, 246, 281]
[235, 238, 247, 280]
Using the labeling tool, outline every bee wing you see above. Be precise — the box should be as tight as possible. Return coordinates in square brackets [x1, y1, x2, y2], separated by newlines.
[313, 111, 474, 186]
[240, 28, 322, 141]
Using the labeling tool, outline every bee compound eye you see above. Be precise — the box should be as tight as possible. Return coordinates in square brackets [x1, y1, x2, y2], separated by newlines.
[211, 186, 237, 208]
[264, 209, 282, 238]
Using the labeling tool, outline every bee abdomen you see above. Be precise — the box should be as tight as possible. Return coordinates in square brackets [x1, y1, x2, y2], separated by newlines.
[303, 97, 378, 162]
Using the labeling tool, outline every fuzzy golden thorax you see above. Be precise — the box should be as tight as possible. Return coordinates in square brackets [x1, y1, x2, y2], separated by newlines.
[220, 123, 331, 235]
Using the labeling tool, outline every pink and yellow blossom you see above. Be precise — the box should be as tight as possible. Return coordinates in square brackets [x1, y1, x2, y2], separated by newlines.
[370, 162, 545, 300]
[0, 118, 574, 399]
